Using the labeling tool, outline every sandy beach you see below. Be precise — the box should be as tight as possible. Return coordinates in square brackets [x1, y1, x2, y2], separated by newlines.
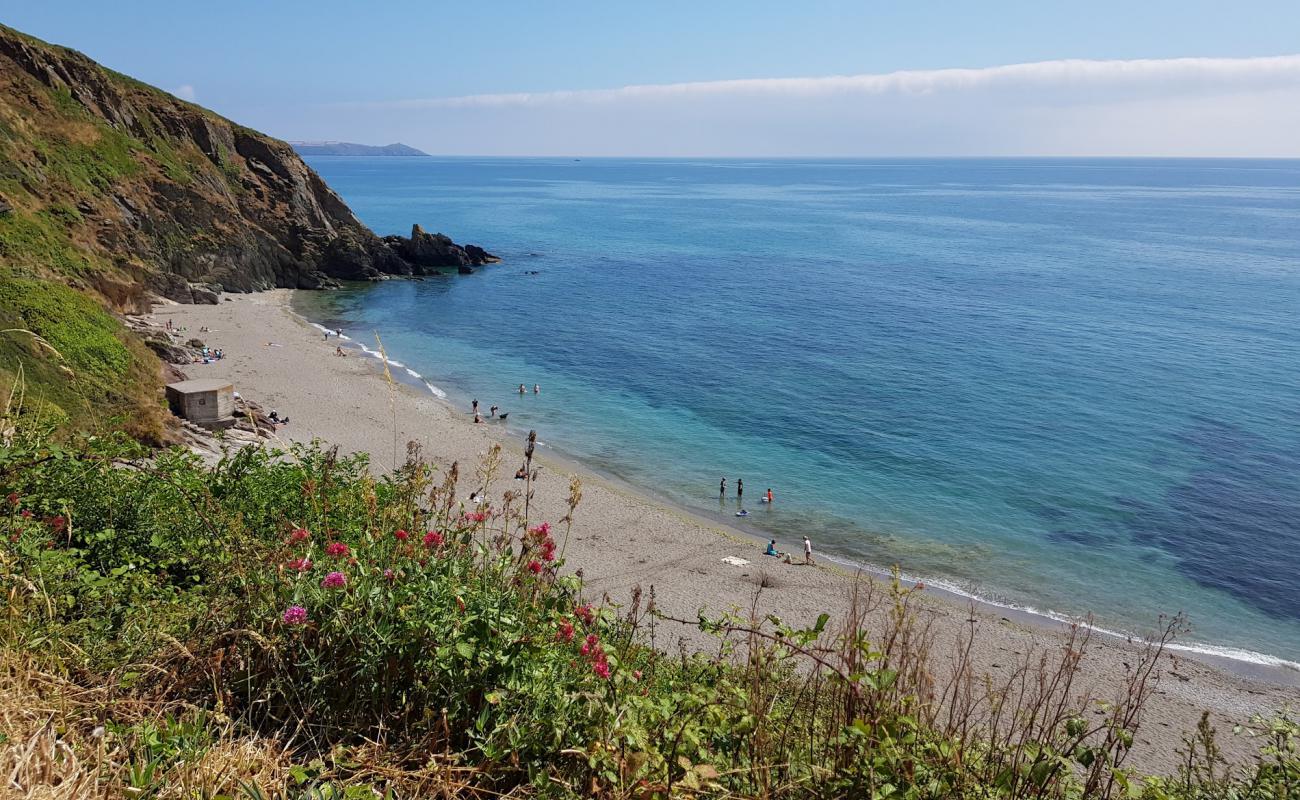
[146, 290, 1299, 773]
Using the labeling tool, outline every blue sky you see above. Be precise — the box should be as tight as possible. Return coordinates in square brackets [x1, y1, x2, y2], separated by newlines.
[8, 1, 1300, 156]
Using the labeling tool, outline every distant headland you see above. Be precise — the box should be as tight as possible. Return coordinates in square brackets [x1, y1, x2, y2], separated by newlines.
[290, 140, 430, 157]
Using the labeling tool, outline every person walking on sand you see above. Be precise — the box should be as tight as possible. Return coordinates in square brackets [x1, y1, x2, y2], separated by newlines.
[737, 479, 743, 501]
[719, 477, 726, 498]
[803, 536, 814, 565]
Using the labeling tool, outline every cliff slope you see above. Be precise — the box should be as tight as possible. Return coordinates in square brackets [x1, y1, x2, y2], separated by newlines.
[0, 24, 494, 438]
[0, 23, 495, 304]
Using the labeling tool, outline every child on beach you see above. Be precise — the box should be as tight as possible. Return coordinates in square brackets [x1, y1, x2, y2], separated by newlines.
[764, 539, 780, 557]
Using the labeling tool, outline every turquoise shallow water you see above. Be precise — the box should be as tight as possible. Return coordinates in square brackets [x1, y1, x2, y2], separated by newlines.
[294, 157, 1300, 668]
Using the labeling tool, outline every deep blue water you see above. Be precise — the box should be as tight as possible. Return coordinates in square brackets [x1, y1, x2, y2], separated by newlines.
[295, 157, 1300, 667]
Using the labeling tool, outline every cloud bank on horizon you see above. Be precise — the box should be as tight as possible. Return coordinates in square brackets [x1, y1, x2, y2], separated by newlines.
[316, 55, 1300, 157]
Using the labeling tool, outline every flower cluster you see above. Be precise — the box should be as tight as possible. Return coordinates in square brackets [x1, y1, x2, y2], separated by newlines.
[289, 528, 310, 544]
[423, 530, 444, 548]
[286, 557, 312, 572]
[579, 633, 611, 679]
[324, 541, 350, 558]
[574, 604, 595, 626]
[463, 511, 488, 524]
[555, 619, 575, 642]
[528, 522, 557, 562]
[282, 605, 308, 625]
[321, 571, 347, 589]
[393, 529, 409, 542]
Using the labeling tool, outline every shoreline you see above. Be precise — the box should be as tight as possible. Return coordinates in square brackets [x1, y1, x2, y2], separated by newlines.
[146, 290, 1299, 772]
[289, 293, 1300, 683]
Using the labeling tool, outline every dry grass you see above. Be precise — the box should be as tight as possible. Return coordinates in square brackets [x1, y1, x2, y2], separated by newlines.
[0, 652, 289, 799]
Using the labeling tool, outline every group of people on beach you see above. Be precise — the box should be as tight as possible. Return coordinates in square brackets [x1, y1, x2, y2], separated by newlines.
[718, 476, 809, 565]
[764, 536, 814, 565]
[196, 346, 223, 364]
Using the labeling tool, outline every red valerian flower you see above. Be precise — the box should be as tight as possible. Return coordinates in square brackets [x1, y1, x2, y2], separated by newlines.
[593, 661, 611, 679]
[321, 571, 347, 589]
[574, 604, 595, 625]
[394, 529, 409, 541]
[383, 568, 395, 582]
[528, 522, 551, 539]
[527, 560, 543, 575]
[6, 492, 18, 506]
[289, 528, 310, 544]
[47, 515, 66, 533]
[286, 557, 312, 572]
[555, 620, 575, 642]
[464, 511, 488, 523]
[20, 510, 33, 519]
[324, 541, 349, 558]
[539, 538, 557, 562]
[282, 605, 308, 625]
[423, 530, 444, 548]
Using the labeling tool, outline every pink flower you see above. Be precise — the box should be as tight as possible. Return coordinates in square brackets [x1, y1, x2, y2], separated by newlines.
[423, 530, 444, 548]
[593, 661, 611, 679]
[633, 670, 643, 680]
[286, 557, 312, 572]
[394, 529, 409, 541]
[539, 538, 557, 562]
[580, 641, 591, 656]
[324, 541, 349, 558]
[555, 620, 575, 642]
[321, 571, 347, 589]
[5, 492, 18, 506]
[383, 568, 395, 582]
[282, 605, 308, 625]
[289, 528, 310, 544]
[47, 515, 66, 533]
[575, 604, 595, 625]
[464, 511, 487, 523]
[527, 560, 543, 575]
[528, 522, 551, 538]
[20, 510, 32, 519]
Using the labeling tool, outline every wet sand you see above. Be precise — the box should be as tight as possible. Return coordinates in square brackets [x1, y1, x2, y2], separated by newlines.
[146, 290, 1299, 773]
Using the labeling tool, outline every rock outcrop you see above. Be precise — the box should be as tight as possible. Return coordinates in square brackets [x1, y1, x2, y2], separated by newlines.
[0, 24, 497, 309]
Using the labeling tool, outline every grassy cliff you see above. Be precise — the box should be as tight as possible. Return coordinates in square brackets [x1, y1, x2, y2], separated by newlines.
[0, 23, 486, 441]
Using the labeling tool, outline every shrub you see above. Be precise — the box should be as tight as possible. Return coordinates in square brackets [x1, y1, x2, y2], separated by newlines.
[0, 427, 1295, 797]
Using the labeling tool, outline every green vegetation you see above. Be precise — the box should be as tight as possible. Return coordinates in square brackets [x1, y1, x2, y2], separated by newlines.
[0, 425, 1294, 798]
[0, 272, 164, 440]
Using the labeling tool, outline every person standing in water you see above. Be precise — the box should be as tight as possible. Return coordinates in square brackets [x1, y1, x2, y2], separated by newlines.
[533, 384, 540, 394]
[766, 488, 774, 504]
[803, 536, 814, 565]
[519, 384, 526, 395]
[719, 477, 726, 498]
[472, 399, 479, 415]
[737, 478, 743, 501]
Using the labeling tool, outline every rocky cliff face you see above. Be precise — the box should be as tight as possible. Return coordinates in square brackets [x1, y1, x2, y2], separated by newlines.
[0, 24, 495, 309]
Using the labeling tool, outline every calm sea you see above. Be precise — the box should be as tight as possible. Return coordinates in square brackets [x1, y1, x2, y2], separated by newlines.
[294, 157, 1300, 669]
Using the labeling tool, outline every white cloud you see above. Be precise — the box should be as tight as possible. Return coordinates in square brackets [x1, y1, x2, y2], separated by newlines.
[173, 84, 197, 101]
[372, 55, 1300, 110]
[307, 55, 1300, 156]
